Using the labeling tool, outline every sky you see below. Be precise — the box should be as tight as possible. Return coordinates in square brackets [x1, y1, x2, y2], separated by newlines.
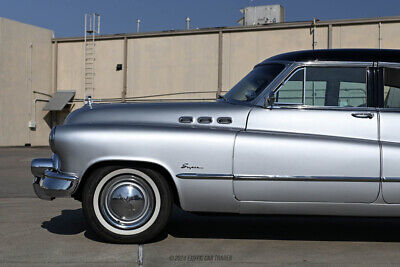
[0, 0, 400, 37]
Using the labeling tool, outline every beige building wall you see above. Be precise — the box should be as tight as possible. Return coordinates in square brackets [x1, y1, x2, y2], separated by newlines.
[0, 18, 53, 146]
[57, 42, 84, 97]
[127, 34, 219, 100]
[57, 40, 125, 100]
[332, 24, 380, 48]
[55, 19, 400, 103]
[94, 40, 125, 99]
[4, 17, 400, 146]
[381, 22, 400, 49]
[222, 27, 319, 91]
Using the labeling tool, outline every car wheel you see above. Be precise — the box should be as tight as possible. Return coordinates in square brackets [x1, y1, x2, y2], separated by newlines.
[82, 166, 172, 243]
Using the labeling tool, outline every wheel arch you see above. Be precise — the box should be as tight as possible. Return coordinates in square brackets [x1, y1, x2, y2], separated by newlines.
[72, 160, 181, 208]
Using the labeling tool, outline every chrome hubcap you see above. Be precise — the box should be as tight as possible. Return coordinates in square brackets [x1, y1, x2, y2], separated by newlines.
[100, 175, 155, 230]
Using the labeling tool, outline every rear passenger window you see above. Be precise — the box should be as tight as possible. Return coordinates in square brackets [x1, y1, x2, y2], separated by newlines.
[384, 68, 400, 108]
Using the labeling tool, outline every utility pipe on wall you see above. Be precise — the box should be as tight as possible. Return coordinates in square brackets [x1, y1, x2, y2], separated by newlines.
[28, 42, 34, 140]
[311, 18, 319, 50]
[29, 99, 49, 129]
[379, 22, 382, 49]
[216, 30, 223, 98]
[328, 24, 333, 49]
[122, 37, 128, 102]
[53, 41, 58, 93]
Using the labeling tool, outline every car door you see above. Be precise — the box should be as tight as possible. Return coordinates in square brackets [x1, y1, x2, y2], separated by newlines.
[377, 64, 400, 203]
[233, 63, 381, 203]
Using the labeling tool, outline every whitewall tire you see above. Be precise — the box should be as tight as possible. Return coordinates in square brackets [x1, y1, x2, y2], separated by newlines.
[82, 165, 172, 243]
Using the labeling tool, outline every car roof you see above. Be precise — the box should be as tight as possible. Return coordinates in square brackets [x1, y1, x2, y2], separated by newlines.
[260, 49, 400, 64]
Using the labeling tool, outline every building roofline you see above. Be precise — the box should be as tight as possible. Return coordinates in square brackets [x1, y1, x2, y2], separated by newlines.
[53, 15, 400, 43]
[0, 17, 54, 35]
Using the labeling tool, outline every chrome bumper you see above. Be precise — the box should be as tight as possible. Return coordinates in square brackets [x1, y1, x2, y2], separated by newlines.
[31, 157, 78, 201]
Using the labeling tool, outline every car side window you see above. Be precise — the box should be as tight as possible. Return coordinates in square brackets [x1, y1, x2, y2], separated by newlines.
[275, 66, 367, 107]
[305, 80, 327, 106]
[305, 67, 367, 107]
[275, 68, 304, 104]
[384, 68, 400, 108]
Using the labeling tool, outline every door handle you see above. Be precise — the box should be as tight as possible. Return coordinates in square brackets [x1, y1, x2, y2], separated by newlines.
[351, 112, 374, 119]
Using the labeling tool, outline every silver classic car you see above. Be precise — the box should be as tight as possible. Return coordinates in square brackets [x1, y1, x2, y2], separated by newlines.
[32, 49, 400, 243]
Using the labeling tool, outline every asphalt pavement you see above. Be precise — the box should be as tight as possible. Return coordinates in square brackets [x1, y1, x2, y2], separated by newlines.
[3, 147, 400, 266]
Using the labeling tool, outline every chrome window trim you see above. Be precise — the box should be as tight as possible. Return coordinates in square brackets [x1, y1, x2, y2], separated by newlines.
[376, 63, 400, 110]
[303, 67, 307, 104]
[274, 67, 305, 105]
[383, 177, 400, 182]
[272, 103, 303, 106]
[235, 175, 380, 182]
[378, 108, 400, 113]
[377, 62, 400, 68]
[252, 61, 296, 106]
[224, 61, 292, 106]
[300, 61, 374, 67]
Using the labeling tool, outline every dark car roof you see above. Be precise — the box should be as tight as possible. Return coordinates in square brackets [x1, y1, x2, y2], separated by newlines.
[261, 49, 400, 64]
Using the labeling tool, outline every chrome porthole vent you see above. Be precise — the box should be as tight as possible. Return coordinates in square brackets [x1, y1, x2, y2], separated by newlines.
[99, 175, 155, 230]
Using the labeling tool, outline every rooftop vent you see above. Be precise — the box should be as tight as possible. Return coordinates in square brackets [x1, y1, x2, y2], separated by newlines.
[238, 5, 285, 26]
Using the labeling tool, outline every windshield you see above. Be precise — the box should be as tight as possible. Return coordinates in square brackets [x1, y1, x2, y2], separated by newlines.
[224, 63, 285, 102]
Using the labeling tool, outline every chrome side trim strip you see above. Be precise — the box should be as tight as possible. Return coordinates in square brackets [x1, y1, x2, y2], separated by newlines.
[176, 174, 380, 182]
[234, 175, 380, 182]
[176, 173, 233, 180]
[383, 177, 400, 182]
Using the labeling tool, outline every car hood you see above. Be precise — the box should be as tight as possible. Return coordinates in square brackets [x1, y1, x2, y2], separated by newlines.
[64, 101, 252, 130]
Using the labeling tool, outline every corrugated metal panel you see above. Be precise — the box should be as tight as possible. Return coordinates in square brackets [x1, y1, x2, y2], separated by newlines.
[43, 91, 75, 111]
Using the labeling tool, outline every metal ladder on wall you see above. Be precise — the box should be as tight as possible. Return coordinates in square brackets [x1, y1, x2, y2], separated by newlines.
[84, 13, 100, 100]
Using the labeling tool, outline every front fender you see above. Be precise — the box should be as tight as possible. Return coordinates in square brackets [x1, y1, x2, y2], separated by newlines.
[53, 124, 240, 212]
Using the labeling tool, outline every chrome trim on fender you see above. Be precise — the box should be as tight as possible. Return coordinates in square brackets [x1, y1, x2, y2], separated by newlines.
[234, 175, 380, 182]
[176, 173, 233, 179]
